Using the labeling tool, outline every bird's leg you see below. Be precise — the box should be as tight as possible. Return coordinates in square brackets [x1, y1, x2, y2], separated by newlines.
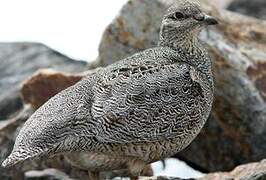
[87, 171, 100, 180]
[127, 159, 146, 180]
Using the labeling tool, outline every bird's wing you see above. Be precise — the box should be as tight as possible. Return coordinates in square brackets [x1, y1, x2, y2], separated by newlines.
[91, 61, 201, 143]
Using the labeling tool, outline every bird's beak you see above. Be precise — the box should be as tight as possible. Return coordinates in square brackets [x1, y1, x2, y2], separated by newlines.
[203, 15, 218, 25]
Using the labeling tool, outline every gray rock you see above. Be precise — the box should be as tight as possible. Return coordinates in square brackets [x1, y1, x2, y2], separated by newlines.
[228, 0, 266, 20]
[0, 106, 34, 180]
[140, 159, 266, 180]
[25, 168, 75, 180]
[94, 0, 266, 172]
[139, 177, 182, 180]
[0, 43, 87, 120]
[199, 159, 266, 180]
[90, 0, 165, 68]
[20, 159, 266, 180]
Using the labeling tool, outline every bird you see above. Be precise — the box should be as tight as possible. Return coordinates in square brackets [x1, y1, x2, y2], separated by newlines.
[2, 0, 217, 179]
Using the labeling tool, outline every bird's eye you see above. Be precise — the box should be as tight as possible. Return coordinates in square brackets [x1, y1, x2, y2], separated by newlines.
[172, 12, 184, 20]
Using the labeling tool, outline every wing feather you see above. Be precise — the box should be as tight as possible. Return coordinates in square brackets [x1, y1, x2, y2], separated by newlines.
[91, 60, 200, 143]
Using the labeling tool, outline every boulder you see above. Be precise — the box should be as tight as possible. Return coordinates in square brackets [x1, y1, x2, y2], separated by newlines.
[227, 0, 266, 20]
[25, 169, 75, 180]
[139, 159, 266, 180]
[92, 0, 266, 172]
[200, 159, 266, 180]
[21, 69, 83, 109]
[0, 43, 87, 120]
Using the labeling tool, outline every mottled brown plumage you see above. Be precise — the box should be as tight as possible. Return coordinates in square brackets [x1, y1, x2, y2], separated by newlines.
[2, 0, 217, 179]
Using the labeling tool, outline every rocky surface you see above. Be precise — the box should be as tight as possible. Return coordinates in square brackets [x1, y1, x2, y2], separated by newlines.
[25, 169, 75, 180]
[20, 159, 266, 180]
[0, 43, 87, 120]
[227, 0, 266, 20]
[21, 69, 83, 109]
[200, 159, 266, 180]
[140, 160, 266, 180]
[92, 0, 266, 173]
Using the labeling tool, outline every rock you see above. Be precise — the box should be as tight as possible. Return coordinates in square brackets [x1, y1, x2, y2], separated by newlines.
[16, 159, 266, 180]
[25, 168, 75, 180]
[227, 0, 266, 20]
[0, 89, 23, 120]
[199, 159, 266, 180]
[0, 43, 87, 120]
[89, 0, 164, 69]
[139, 160, 266, 180]
[21, 69, 83, 109]
[0, 106, 33, 180]
[93, 0, 266, 172]
[139, 177, 182, 180]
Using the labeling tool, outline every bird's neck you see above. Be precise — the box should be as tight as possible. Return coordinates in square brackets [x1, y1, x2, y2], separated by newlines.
[158, 31, 213, 89]
[158, 31, 201, 54]
[158, 30, 210, 71]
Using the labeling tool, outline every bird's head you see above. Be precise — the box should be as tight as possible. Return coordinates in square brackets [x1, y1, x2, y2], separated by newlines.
[2, 82, 93, 168]
[159, 0, 218, 49]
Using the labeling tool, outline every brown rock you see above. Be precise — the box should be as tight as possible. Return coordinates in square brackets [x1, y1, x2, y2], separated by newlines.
[21, 69, 83, 109]
[200, 159, 266, 180]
